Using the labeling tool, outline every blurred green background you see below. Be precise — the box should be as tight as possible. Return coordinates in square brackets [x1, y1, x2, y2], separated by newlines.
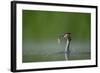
[22, 10, 91, 63]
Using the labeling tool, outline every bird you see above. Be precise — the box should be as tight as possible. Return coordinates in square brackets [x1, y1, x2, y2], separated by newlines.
[58, 33, 71, 60]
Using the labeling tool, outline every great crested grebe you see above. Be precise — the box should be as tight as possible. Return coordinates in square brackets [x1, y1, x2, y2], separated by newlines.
[58, 33, 71, 60]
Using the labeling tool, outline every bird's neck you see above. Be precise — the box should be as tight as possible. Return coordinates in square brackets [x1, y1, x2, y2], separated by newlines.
[65, 39, 69, 51]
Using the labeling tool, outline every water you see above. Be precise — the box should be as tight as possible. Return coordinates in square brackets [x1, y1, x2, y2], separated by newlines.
[22, 40, 90, 63]
[22, 10, 91, 63]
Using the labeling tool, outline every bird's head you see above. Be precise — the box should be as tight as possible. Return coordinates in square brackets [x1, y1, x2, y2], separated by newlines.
[58, 33, 71, 44]
[63, 33, 71, 38]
